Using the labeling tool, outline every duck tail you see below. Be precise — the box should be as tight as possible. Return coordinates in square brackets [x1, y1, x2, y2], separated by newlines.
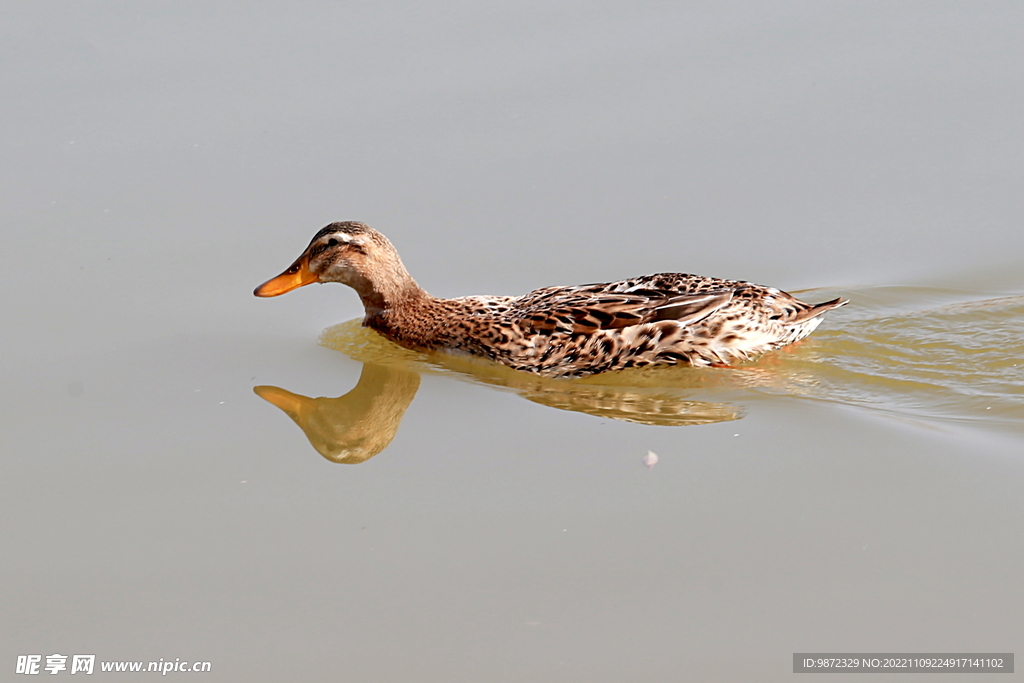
[792, 297, 848, 322]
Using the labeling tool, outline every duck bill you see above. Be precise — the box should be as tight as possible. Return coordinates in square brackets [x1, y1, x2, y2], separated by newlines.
[254, 257, 318, 297]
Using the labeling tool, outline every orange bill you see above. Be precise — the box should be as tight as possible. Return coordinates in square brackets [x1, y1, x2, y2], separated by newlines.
[254, 257, 318, 297]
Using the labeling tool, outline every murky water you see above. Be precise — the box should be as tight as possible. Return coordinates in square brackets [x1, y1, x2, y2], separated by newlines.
[3, 3, 1023, 682]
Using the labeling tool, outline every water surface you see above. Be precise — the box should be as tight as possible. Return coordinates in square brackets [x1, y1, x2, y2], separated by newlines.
[3, 3, 1023, 681]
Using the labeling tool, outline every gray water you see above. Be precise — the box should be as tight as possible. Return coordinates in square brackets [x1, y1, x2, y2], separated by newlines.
[3, 3, 1023, 681]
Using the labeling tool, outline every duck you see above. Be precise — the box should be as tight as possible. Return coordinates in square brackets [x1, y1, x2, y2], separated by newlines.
[254, 222, 847, 378]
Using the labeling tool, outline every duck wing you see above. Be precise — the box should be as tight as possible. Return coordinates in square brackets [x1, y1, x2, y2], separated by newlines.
[516, 288, 734, 334]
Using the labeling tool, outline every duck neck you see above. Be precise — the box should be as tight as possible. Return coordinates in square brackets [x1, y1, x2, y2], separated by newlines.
[356, 268, 429, 319]
[356, 268, 450, 347]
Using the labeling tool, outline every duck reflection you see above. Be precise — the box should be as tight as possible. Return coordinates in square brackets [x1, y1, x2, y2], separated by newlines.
[256, 356, 743, 464]
[255, 363, 419, 464]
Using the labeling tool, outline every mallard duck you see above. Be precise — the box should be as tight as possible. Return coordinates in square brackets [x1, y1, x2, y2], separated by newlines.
[255, 222, 847, 377]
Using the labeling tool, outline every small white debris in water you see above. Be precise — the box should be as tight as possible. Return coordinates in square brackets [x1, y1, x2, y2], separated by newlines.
[733, 433, 740, 437]
[643, 450, 658, 469]
[241, 480, 247, 484]
[219, 401, 225, 405]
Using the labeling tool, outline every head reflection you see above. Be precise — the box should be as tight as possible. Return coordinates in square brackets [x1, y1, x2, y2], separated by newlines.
[255, 363, 419, 464]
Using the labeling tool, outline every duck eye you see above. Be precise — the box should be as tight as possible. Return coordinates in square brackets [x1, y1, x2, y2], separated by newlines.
[327, 238, 338, 247]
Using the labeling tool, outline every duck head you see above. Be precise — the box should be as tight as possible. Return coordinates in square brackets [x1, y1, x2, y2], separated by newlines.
[254, 222, 423, 313]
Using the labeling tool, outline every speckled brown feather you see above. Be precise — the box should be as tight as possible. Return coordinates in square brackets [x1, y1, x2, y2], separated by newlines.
[264, 222, 848, 378]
